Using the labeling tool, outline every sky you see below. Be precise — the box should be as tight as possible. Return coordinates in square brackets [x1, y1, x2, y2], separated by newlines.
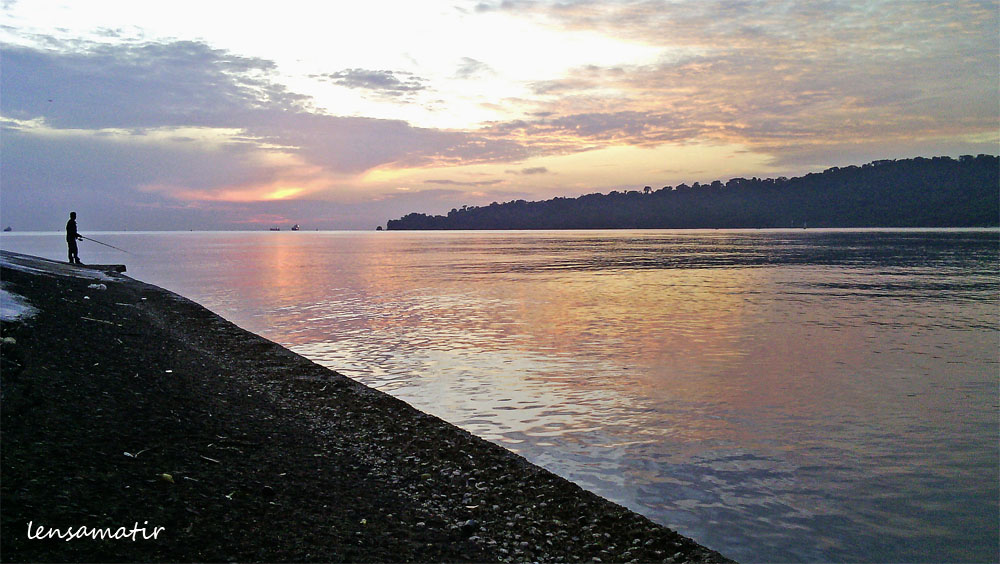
[1, 0, 997, 230]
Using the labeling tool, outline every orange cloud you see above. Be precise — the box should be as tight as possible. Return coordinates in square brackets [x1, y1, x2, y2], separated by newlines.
[139, 149, 343, 203]
[143, 177, 324, 203]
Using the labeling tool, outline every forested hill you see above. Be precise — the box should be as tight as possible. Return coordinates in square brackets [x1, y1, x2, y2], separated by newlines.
[386, 155, 999, 230]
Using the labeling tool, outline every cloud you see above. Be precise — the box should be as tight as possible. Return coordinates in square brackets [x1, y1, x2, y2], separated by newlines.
[0, 41, 306, 131]
[0, 38, 537, 173]
[477, 0, 999, 167]
[520, 167, 548, 174]
[2, 1, 996, 229]
[506, 167, 549, 175]
[473, 0, 530, 13]
[454, 57, 494, 79]
[488, 110, 696, 146]
[0, 38, 538, 211]
[312, 68, 428, 99]
[423, 178, 503, 187]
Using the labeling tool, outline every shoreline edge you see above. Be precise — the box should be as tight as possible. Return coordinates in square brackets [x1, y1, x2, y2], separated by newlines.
[1, 250, 734, 563]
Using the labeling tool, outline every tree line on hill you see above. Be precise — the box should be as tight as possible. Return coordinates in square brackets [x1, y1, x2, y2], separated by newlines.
[386, 155, 999, 230]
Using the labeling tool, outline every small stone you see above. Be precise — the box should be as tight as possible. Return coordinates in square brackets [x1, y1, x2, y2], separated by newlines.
[460, 519, 479, 536]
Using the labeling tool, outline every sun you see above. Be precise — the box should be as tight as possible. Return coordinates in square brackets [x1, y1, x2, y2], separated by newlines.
[264, 187, 305, 200]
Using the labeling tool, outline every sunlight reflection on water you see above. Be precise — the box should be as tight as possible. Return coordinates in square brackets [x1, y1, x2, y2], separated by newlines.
[3, 229, 998, 563]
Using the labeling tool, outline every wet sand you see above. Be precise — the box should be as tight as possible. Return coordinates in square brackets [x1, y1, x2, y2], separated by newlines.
[0, 250, 733, 563]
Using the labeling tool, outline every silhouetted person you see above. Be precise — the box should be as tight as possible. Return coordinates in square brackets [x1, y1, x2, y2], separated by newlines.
[66, 212, 83, 264]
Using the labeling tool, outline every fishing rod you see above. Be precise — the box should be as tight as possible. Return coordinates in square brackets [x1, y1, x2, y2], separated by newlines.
[81, 236, 131, 254]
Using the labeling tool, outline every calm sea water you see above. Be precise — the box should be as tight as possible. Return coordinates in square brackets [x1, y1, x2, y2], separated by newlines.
[3, 229, 997, 563]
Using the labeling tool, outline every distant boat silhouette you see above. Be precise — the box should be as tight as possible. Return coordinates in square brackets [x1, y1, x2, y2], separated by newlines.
[269, 227, 280, 231]
[291, 224, 300, 231]
[3, 226, 11, 232]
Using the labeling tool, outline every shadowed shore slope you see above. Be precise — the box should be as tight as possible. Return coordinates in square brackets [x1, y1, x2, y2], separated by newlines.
[0, 251, 734, 563]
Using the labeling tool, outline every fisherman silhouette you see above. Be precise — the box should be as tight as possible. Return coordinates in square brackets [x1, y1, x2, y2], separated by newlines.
[66, 212, 83, 264]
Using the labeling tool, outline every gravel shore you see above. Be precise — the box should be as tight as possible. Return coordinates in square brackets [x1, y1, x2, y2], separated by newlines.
[0, 250, 733, 563]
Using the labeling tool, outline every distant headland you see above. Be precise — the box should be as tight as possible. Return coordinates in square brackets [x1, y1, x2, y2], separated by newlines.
[387, 155, 999, 230]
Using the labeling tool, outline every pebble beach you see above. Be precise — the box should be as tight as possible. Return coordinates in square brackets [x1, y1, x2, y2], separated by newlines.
[0, 250, 733, 563]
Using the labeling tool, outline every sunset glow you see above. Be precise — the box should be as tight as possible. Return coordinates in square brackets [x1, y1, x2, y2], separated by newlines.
[1, 0, 996, 229]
